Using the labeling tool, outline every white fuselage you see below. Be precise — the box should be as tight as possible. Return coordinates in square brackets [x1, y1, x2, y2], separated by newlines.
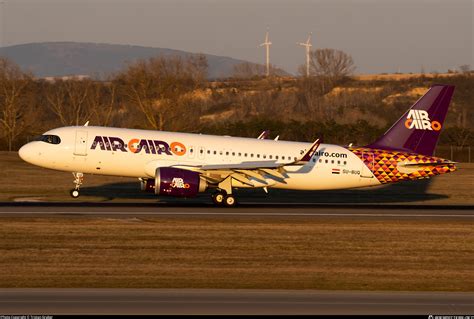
[19, 126, 380, 191]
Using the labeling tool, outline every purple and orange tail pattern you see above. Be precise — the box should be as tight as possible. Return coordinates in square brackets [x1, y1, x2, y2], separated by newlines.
[349, 147, 456, 184]
[367, 85, 455, 156]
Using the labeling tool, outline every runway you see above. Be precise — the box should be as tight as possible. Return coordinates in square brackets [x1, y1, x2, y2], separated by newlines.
[0, 203, 472, 220]
[1, 289, 473, 315]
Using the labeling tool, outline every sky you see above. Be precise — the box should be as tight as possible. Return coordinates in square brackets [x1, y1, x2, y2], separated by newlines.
[0, 0, 472, 74]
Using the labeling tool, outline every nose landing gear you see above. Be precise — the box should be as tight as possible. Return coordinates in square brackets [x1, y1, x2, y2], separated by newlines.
[70, 172, 84, 198]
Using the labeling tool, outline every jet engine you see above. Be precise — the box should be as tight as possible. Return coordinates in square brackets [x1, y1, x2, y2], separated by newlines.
[147, 167, 207, 197]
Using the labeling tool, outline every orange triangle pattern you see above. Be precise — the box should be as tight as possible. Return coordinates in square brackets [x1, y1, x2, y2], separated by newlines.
[348, 147, 456, 184]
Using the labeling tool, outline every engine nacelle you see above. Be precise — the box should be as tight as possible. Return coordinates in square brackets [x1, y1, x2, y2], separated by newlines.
[155, 167, 207, 197]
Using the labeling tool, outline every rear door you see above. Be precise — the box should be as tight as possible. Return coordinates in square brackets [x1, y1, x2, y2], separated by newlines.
[74, 130, 88, 156]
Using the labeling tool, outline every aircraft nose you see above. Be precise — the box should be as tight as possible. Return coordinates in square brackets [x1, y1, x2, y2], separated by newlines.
[18, 143, 33, 162]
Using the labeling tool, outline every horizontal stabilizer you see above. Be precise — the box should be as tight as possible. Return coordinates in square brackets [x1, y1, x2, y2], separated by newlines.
[398, 161, 456, 167]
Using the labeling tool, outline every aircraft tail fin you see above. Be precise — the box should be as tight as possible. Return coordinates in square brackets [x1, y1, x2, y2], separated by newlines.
[366, 85, 455, 156]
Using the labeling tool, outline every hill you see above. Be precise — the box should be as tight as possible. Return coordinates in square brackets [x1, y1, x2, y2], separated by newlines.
[0, 42, 288, 79]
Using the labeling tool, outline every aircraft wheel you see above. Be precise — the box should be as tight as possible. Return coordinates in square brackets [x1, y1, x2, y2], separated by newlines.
[70, 189, 80, 198]
[224, 195, 236, 207]
[212, 192, 225, 205]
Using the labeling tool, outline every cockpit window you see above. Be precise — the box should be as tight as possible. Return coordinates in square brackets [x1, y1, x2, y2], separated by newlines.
[36, 135, 61, 144]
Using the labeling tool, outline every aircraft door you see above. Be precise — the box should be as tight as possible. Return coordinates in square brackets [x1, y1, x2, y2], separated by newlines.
[74, 130, 88, 156]
[360, 151, 374, 178]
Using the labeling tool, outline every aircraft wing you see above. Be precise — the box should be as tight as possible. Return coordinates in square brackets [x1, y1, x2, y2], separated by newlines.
[172, 139, 321, 187]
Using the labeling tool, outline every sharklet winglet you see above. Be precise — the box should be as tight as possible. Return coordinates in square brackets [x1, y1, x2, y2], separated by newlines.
[295, 138, 321, 164]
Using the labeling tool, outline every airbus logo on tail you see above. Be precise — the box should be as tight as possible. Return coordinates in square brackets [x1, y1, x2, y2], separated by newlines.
[404, 110, 441, 131]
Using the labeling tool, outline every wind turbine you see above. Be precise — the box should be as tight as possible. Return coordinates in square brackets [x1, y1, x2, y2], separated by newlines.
[298, 32, 313, 77]
[259, 28, 272, 77]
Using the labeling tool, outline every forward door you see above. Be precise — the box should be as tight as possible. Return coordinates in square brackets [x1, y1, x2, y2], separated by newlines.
[74, 130, 88, 156]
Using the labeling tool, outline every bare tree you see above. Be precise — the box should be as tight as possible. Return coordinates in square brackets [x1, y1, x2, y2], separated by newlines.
[295, 49, 355, 116]
[459, 64, 471, 74]
[0, 58, 33, 151]
[117, 55, 208, 130]
[232, 62, 287, 79]
[45, 79, 92, 126]
[87, 82, 117, 126]
[232, 62, 266, 79]
[308, 48, 355, 80]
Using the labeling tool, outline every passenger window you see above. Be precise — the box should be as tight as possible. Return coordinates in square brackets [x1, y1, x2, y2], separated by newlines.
[207, 150, 210, 154]
[232, 152, 235, 156]
[257, 154, 260, 158]
[312, 158, 316, 162]
[214, 150, 217, 155]
[226, 152, 229, 156]
[319, 159, 322, 163]
[244, 153, 247, 157]
[337, 160, 340, 164]
[263, 155, 266, 159]
[269, 155, 272, 159]
[275, 156, 279, 160]
[251, 154, 254, 157]
[331, 160, 334, 164]
[325, 159, 328, 163]
[238, 152, 241, 156]
[282, 156, 285, 160]
[344, 161, 347, 165]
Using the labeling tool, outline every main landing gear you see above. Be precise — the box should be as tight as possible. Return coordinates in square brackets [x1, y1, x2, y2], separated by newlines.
[211, 190, 236, 207]
[211, 176, 236, 207]
[70, 172, 84, 198]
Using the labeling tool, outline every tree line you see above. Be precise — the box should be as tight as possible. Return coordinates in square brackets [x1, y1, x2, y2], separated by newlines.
[0, 49, 472, 152]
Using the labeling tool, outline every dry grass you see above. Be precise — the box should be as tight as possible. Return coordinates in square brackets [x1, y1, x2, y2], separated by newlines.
[0, 216, 472, 290]
[0, 151, 140, 202]
[355, 73, 459, 81]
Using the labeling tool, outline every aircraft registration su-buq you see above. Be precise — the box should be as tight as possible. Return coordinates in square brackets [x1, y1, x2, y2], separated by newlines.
[19, 85, 457, 207]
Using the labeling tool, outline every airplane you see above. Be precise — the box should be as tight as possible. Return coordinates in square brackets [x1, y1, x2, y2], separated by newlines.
[18, 84, 456, 207]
